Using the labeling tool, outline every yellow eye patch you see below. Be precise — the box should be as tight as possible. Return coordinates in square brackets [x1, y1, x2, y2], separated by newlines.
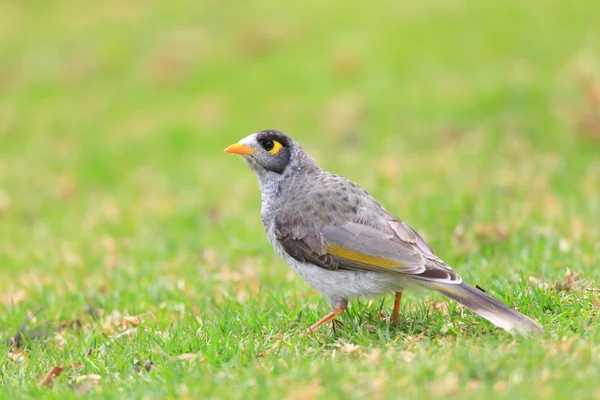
[268, 140, 283, 155]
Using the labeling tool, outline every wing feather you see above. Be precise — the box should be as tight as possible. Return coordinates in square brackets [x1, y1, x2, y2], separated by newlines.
[276, 212, 461, 283]
[383, 210, 461, 283]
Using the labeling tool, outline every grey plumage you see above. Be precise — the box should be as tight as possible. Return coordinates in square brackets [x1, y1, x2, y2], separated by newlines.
[423, 282, 543, 334]
[225, 129, 543, 335]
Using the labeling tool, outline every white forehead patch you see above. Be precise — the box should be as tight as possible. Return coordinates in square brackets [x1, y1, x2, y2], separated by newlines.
[239, 133, 259, 146]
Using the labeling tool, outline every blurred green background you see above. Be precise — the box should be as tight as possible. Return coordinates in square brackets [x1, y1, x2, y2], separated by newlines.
[1, 0, 599, 398]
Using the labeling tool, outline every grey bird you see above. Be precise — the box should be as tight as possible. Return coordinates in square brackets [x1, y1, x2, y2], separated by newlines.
[224, 129, 543, 335]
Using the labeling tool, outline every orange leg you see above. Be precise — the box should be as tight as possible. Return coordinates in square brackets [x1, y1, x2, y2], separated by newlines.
[306, 302, 347, 335]
[391, 291, 403, 323]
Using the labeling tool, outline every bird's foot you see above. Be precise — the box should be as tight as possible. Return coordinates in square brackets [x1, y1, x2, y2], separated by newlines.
[305, 303, 347, 336]
[331, 319, 344, 334]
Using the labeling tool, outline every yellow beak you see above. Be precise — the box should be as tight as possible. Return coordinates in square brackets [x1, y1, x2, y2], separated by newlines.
[223, 143, 256, 155]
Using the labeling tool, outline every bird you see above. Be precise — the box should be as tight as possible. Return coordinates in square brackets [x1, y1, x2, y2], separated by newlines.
[224, 129, 543, 335]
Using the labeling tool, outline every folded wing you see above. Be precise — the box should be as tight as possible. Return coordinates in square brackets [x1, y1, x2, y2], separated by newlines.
[276, 213, 461, 283]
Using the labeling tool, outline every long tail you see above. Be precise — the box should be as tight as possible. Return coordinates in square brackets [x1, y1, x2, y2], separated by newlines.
[422, 281, 543, 334]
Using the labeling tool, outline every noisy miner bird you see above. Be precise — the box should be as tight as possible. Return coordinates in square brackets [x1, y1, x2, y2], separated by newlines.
[224, 130, 543, 335]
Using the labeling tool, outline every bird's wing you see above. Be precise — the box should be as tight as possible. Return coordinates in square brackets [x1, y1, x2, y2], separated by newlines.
[276, 214, 460, 283]
[382, 210, 460, 283]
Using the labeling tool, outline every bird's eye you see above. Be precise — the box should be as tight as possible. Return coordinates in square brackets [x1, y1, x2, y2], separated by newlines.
[261, 139, 283, 155]
[262, 140, 274, 151]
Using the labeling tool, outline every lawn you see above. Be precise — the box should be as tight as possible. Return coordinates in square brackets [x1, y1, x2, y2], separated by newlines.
[1, 0, 599, 398]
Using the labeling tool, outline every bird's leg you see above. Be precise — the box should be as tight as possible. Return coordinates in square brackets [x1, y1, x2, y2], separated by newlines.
[306, 301, 347, 335]
[391, 291, 403, 324]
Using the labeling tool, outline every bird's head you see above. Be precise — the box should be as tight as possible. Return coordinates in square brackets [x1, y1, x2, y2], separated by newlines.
[224, 130, 318, 189]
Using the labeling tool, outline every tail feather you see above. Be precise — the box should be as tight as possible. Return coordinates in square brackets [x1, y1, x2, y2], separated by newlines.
[423, 281, 543, 335]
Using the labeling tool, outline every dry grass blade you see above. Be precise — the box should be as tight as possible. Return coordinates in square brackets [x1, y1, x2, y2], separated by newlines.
[120, 315, 141, 328]
[7, 349, 27, 364]
[555, 269, 583, 292]
[117, 312, 153, 329]
[173, 353, 206, 362]
[72, 374, 102, 395]
[38, 361, 84, 388]
[74, 374, 102, 383]
[0, 289, 25, 306]
[38, 366, 64, 387]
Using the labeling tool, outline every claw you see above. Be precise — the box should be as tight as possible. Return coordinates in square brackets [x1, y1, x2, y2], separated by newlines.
[331, 319, 344, 334]
[306, 302, 347, 335]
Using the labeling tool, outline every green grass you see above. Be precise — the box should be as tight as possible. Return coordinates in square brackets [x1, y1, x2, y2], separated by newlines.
[1, 0, 600, 398]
